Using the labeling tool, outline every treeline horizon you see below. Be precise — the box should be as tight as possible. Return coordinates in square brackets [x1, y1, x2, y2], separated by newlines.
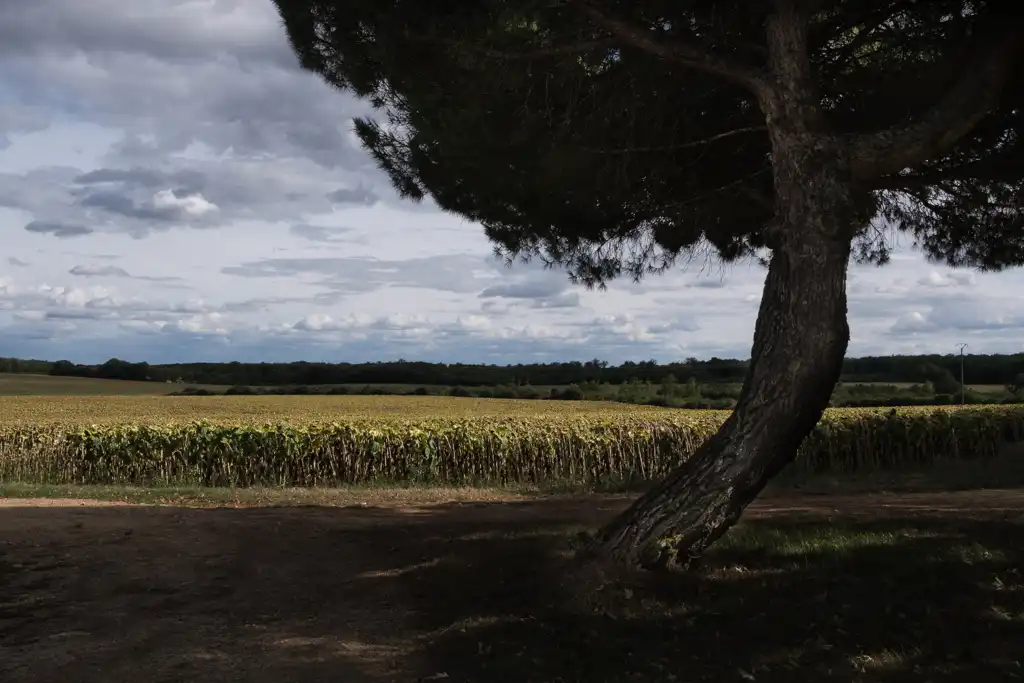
[0, 352, 1021, 388]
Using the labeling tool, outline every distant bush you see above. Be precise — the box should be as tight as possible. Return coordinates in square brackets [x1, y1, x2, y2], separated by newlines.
[169, 387, 217, 396]
[549, 384, 585, 401]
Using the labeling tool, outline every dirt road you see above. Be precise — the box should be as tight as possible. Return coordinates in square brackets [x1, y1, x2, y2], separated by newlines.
[2, 489, 1022, 682]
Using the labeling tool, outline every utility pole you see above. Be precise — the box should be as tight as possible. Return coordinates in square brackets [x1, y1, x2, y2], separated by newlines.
[956, 343, 968, 406]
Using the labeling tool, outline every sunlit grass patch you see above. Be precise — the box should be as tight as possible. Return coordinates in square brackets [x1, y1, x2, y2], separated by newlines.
[714, 523, 932, 560]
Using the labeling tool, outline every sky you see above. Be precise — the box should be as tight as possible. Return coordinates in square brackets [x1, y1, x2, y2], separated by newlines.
[0, 0, 1022, 366]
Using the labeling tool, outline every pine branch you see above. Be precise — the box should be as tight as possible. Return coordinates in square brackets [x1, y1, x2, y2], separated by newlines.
[570, 1, 769, 94]
[875, 153, 1024, 190]
[401, 29, 619, 60]
[848, 30, 1023, 183]
[583, 126, 766, 154]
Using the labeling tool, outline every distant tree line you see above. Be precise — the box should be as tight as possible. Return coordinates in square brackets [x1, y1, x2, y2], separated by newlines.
[1, 353, 1022, 389]
[168, 373, 1018, 410]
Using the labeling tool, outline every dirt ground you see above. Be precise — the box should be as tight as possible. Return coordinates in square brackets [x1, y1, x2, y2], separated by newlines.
[2, 489, 1023, 683]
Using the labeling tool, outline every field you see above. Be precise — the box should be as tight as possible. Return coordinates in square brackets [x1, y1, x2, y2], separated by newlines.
[0, 394, 682, 423]
[0, 373, 219, 396]
[2, 396, 1022, 489]
[0, 372, 644, 399]
[2, 394, 1024, 681]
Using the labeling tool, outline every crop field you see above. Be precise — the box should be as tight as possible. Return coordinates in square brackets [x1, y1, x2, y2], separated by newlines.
[4, 396, 1024, 683]
[1, 395, 1021, 489]
[0, 373, 222, 396]
[0, 394, 682, 424]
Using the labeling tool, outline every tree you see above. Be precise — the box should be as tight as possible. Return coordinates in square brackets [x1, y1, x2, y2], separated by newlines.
[272, 0, 1024, 570]
[917, 362, 962, 396]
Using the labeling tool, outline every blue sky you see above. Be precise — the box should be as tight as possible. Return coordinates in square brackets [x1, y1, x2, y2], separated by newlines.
[1, 0, 1022, 366]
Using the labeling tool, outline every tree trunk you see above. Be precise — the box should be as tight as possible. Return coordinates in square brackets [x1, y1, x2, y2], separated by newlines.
[582, 9, 862, 571]
[585, 199, 854, 570]
[585, 229, 852, 569]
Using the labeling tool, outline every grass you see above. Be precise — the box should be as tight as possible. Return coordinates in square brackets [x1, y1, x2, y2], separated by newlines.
[0, 482, 543, 507]
[853, 380, 1008, 394]
[420, 513, 1023, 682]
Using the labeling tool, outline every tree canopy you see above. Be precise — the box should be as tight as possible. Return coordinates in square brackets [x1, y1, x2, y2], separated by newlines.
[274, 0, 1023, 285]
[272, 0, 1023, 568]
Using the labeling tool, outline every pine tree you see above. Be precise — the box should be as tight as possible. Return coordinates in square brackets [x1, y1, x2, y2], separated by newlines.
[273, 0, 1023, 569]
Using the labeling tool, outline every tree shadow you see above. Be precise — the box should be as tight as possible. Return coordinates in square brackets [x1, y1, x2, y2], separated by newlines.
[1, 498, 1022, 682]
[362, 509, 1024, 682]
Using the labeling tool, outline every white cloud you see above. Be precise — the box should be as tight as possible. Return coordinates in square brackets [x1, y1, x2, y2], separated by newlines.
[0, 0, 1021, 365]
[151, 189, 218, 217]
[917, 271, 977, 288]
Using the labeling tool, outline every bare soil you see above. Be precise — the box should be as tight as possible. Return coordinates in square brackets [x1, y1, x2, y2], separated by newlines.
[2, 489, 1023, 682]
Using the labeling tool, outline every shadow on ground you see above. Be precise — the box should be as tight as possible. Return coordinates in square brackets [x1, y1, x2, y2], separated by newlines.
[1, 492, 1022, 682]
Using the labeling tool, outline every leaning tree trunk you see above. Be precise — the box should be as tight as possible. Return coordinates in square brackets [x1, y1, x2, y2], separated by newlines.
[583, 11, 862, 571]
[584, 221, 853, 570]
[585, 190, 855, 570]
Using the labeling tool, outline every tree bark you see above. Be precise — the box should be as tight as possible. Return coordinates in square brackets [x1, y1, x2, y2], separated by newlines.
[582, 205, 854, 570]
[582, 6, 860, 571]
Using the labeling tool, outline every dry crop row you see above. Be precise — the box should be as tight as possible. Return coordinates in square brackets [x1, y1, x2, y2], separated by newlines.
[0, 395, 683, 425]
[1, 400, 1021, 488]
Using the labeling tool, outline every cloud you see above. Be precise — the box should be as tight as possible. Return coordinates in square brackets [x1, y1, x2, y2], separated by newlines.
[69, 264, 131, 277]
[917, 271, 976, 288]
[891, 311, 931, 334]
[0, 103, 52, 149]
[531, 293, 581, 309]
[67, 263, 184, 284]
[288, 223, 354, 244]
[0, 0, 1022, 366]
[686, 276, 730, 289]
[78, 187, 216, 223]
[221, 254, 498, 296]
[480, 279, 566, 300]
[25, 220, 93, 238]
[151, 189, 218, 217]
[326, 185, 379, 206]
[888, 298, 1024, 336]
